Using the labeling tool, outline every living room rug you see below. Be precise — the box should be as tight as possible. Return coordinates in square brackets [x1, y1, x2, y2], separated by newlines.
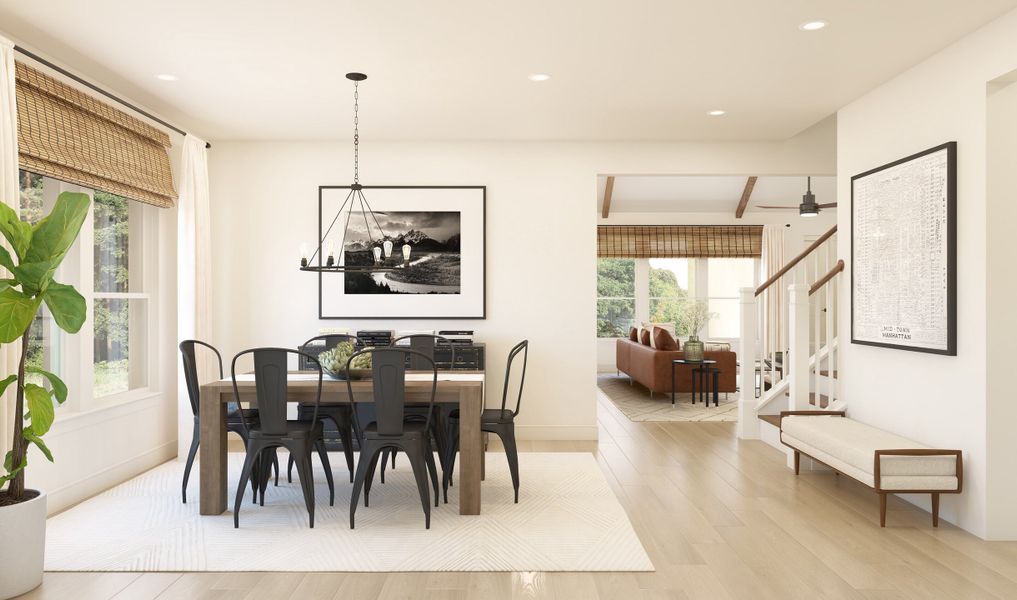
[44, 452, 653, 572]
[598, 374, 739, 422]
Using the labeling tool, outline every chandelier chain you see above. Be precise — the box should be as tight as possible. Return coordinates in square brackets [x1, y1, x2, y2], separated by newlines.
[353, 81, 360, 184]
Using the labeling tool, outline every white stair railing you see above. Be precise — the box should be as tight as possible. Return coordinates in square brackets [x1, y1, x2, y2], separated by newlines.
[738, 225, 843, 440]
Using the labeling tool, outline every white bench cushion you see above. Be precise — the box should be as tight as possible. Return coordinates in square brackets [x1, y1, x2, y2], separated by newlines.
[781, 416, 958, 491]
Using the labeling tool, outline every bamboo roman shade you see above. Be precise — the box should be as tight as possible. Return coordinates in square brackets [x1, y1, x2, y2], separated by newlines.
[597, 225, 763, 258]
[15, 62, 177, 208]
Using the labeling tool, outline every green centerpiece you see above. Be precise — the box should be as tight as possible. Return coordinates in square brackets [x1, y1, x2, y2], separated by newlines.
[317, 342, 373, 379]
[681, 300, 715, 362]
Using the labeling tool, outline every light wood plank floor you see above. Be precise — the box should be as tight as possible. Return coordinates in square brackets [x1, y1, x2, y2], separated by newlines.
[17, 393, 1017, 600]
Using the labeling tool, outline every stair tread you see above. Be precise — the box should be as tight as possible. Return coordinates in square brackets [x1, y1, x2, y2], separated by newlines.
[783, 391, 832, 409]
[818, 370, 839, 378]
[758, 414, 781, 427]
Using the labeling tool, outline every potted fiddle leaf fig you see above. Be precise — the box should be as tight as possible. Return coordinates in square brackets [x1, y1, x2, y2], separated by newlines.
[0, 191, 89, 600]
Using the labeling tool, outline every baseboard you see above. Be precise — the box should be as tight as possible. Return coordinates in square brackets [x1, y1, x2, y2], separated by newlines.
[45, 441, 177, 516]
[514, 425, 599, 441]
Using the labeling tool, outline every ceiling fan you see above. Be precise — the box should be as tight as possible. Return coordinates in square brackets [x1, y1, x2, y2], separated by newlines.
[757, 177, 837, 217]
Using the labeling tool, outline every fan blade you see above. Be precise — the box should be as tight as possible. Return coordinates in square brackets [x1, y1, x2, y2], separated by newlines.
[818, 202, 838, 208]
[756, 205, 798, 210]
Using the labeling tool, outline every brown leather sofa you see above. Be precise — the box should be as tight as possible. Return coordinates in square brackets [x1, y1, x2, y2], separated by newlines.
[616, 338, 736, 395]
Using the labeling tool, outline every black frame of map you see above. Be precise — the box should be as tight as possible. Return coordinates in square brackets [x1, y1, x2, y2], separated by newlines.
[850, 142, 957, 355]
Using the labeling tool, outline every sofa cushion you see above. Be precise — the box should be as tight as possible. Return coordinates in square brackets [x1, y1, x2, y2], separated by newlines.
[652, 327, 679, 351]
[639, 328, 651, 346]
[781, 416, 958, 489]
[628, 327, 638, 342]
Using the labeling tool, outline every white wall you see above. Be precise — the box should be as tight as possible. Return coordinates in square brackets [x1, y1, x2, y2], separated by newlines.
[837, 8, 1017, 539]
[208, 133, 835, 441]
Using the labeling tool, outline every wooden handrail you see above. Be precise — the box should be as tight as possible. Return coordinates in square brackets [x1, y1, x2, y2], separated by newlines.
[809, 260, 845, 296]
[755, 225, 837, 296]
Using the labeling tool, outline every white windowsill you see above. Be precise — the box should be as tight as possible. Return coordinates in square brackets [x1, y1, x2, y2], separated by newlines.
[49, 389, 164, 436]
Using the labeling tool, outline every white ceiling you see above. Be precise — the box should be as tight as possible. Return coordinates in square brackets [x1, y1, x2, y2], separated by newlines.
[1, 0, 1015, 142]
[599, 175, 836, 214]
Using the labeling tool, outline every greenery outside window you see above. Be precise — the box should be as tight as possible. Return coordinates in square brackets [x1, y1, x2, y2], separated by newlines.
[597, 259, 635, 338]
[648, 258, 693, 336]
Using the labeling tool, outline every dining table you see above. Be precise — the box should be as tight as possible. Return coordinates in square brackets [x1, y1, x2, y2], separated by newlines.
[198, 371, 486, 516]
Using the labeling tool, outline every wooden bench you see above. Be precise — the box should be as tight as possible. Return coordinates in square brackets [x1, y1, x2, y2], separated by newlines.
[779, 411, 962, 527]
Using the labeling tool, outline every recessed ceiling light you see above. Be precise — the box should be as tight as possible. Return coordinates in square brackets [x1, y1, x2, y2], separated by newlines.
[528, 73, 551, 82]
[155, 74, 178, 81]
[799, 20, 828, 31]
[707, 110, 726, 116]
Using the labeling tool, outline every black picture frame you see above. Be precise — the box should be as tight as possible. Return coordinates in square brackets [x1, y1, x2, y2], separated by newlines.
[317, 185, 487, 320]
[850, 142, 957, 355]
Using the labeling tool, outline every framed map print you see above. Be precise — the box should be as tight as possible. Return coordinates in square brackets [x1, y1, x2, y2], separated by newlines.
[851, 142, 956, 355]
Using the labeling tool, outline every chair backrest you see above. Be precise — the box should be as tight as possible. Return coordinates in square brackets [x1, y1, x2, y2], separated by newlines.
[179, 339, 225, 417]
[500, 340, 529, 416]
[231, 347, 322, 436]
[347, 347, 437, 436]
[303, 334, 364, 352]
[390, 334, 455, 370]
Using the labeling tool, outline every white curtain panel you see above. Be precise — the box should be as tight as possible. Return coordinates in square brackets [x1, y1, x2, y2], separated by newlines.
[176, 135, 213, 459]
[761, 224, 786, 358]
[0, 36, 21, 466]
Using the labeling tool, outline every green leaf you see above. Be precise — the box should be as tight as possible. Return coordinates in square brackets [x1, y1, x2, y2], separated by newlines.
[26, 367, 67, 404]
[22, 429, 53, 462]
[0, 245, 15, 274]
[25, 383, 55, 437]
[0, 286, 42, 343]
[12, 259, 57, 295]
[25, 192, 89, 267]
[0, 202, 32, 260]
[42, 282, 86, 334]
[0, 450, 27, 485]
[0, 374, 17, 399]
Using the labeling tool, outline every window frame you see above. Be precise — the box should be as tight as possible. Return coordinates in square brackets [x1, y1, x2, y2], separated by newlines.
[23, 174, 159, 412]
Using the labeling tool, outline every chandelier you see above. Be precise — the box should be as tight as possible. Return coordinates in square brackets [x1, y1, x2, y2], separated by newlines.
[299, 73, 410, 273]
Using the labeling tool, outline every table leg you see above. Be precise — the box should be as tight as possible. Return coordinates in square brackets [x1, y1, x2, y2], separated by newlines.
[199, 386, 228, 515]
[713, 370, 719, 406]
[671, 363, 676, 405]
[458, 385, 482, 515]
[691, 367, 696, 404]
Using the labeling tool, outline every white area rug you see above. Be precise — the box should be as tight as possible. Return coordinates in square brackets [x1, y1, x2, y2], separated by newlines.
[45, 452, 653, 572]
[599, 374, 738, 422]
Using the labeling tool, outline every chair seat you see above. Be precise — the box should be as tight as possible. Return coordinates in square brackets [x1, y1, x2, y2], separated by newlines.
[449, 408, 515, 424]
[249, 421, 323, 439]
[364, 421, 430, 439]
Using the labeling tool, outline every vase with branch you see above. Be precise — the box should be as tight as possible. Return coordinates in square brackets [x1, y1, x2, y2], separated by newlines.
[682, 300, 715, 362]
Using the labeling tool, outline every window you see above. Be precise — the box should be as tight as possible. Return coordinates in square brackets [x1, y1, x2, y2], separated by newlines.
[597, 259, 635, 337]
[17, 170, 156, 408]
[596, 255, 758, 340]
[706, 258, 757, 338]
[649, 258, 693, 335]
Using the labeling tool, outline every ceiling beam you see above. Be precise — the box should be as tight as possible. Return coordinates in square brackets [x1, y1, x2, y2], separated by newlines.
[734, 176, 758, 219]
[601, 176, 615, 219]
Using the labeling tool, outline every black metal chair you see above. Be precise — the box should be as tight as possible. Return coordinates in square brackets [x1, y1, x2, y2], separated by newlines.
[230, 348, 335, 528]
[179, 340, 278, 504]
[444, 340, 528, 503]
[379, 335, 456, 488]
[287, 334, 361, 484]
[349, 347, 440, 529]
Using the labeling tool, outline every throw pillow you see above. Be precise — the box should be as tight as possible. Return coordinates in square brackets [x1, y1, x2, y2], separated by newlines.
[629, 327, 638, 342]
[653, 327, 680, 351]
[639, 328, 651, 346]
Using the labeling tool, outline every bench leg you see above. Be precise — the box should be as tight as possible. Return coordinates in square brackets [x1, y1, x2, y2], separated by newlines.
[932, 493, 940, 528]
[793, 450, 800, 475]
[879, 492, 887, 527]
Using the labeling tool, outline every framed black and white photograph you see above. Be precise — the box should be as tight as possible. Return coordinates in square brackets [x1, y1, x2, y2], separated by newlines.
[318, 185, 486, 319]
[851, 142, 956, 355]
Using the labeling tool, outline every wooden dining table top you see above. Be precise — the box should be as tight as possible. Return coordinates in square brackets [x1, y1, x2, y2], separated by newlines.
[202, 370, 486, 392]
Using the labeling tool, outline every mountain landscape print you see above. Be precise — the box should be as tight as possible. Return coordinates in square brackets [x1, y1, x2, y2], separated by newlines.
[342, 211, 462, 294]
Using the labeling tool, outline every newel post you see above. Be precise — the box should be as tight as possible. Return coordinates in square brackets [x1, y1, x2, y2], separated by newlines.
[788, 283, 810, 411]
[738, 287, 759, 439]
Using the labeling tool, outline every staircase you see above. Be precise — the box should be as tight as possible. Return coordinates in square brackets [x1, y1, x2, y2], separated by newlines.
[737, 225, 845, 453]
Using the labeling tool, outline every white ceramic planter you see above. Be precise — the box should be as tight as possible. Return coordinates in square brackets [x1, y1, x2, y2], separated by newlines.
[0, 490, 46, 599]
